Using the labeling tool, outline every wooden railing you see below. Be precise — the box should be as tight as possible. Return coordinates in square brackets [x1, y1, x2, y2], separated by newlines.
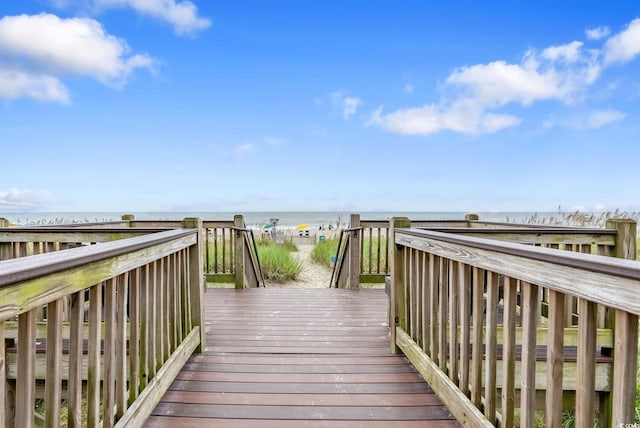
[0, 214, 264, 288]
[0, 218, 205, 427]
[331, 213, 631, 288]
[389, 217, 639, 427]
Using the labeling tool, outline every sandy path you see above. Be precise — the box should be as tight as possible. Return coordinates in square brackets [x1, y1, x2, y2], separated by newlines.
[267, 244, 332, 288]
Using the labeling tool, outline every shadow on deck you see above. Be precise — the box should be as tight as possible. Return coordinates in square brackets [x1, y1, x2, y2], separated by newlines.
[145, 288, 459, 427]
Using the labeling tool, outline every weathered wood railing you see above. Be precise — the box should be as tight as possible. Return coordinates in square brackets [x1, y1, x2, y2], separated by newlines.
[0, 214, 264, 288]
[0, 218, 205, 427]
[389, 217, 639, 427]
[332, 213, 633, 288]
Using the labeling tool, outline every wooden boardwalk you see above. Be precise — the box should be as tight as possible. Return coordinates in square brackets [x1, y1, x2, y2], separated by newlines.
[145, 288, 459, 427]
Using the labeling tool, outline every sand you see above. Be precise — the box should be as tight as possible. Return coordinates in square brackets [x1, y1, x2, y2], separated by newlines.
[267, 244, 333, 288]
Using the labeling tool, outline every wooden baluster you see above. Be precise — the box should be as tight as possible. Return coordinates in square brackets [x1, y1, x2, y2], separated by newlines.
[16, 309, 36, 428]
[421, 252, 430, 353]
[141, 264, 152, 387]
[204, 226, 210, 273]
[429, 255, 439, 363]
[173, 252, 181, 347]
[367, 227, 373, 274]
[213, 228, 219, 273]
[87, 283, 102, 427]
[349, 214, 360, 290]
[45, 300, 62, 428]
[501, 277, 517, 428]
[413, 250, 422, 348]
[448, 261, 459, 386]
[458, 263, 471, 394]
[470, 267, 484, 408]
[221, 228, 226, 274]
[116, 273, 128, 419]
[484, 271, 499, 423]
[103, 277, 117, 426]
[68, 291, 84, 428]
[408, 248, 416, 339]
[149, 261, 158, 379]
[183, 248, 193, 333]
[156, 259, 165, 370]
[376, 227, 381, 274]
[520, 282, 539, 428]
[546, 289, 565, 428]
[438, 258, 449, 372]
[576, 298, 597, 427]
[129, 268, 141, 405]
[164, 256, 172, 356]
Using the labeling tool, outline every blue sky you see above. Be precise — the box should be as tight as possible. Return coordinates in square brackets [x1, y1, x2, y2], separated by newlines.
[1, 1, 640, 213]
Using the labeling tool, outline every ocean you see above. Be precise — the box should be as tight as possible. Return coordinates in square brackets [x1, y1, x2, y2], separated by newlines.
[1, 211, 552, 228]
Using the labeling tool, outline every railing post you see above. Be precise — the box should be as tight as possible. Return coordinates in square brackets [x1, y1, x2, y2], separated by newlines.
[606, 218, 637, 260]
[389, 217, 411, 354]
[182, 217, 206, 352]
[604, 218, 638, 426]
[234, 215, 245, 289]
[349, 214, 360, 289]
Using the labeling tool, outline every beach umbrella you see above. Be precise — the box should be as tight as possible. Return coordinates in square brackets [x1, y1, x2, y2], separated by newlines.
[263, 223, 274, 230]
[295, 223, 309, 230]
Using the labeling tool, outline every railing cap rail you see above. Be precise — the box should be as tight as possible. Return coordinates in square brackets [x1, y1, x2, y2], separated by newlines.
[396, 227, 640, 280]
[423, 226, 617, 235]
[0, 228, 195, 287]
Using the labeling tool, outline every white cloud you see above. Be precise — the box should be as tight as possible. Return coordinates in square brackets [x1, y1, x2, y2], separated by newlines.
[342, 96, 362, 119]
[326, 91, 362, 120]
[0, 14, 155, 85]
[603, 18, 640, 65]
[586, 109, 626, 128]
[446, 44, 601, 108]
[542, 41, 583, 63]
[404, 83, 415, 93]
[93, 0, 211, 35]
[0, 189, 53, 211]
[0, 13, 155, 102]
[233, 143, 255, 160]
[370, 34, 608, 136]
[0, 70, 69, 103]
[368, 101, 521, 135]
[585, 26, 610, 40]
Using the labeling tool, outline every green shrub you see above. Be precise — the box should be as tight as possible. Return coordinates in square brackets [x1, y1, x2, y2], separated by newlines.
[311, 238, 339, 267]
[257, 240, 302, 283]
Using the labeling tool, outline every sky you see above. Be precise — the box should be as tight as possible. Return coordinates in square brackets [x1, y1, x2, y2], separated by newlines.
[1, 1, 640, 213]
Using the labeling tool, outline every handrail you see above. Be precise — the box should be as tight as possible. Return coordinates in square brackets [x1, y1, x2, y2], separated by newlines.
[232, 225, 265, 287]
[0, 228, 195, 288]
[329, 229, 346, 287]
[329, 227, 360, 288]
[389, 219, 639, 427]
[0, 222, 205, 427]
[396, 227, 640, 311]
[342, 214, 627, 286]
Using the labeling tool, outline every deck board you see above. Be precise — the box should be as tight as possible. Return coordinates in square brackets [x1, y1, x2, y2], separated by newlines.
[146, 288, 459, 427]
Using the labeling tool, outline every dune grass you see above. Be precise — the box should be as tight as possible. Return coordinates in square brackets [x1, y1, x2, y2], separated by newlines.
[311, 238, 339, 267]
[256, 239, 302, 283]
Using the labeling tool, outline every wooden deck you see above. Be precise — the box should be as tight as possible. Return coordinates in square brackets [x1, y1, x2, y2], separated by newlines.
[145, 288, 459, 427]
